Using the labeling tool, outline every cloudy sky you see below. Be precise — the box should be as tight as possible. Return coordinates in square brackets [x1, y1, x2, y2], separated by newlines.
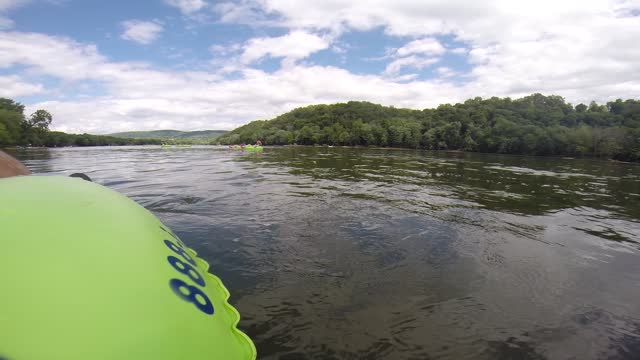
[0, 0, 639, 133]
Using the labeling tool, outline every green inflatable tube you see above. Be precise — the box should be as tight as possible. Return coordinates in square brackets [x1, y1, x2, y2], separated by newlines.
[0, 176, 256, 360]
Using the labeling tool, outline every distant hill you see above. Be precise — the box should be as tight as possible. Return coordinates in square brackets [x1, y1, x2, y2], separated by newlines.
[217, 94, 640, 162]
[108, 130, 227, 140]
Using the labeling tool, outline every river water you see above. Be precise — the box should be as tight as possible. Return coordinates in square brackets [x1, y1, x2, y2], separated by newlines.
[11, 146, 640, 359]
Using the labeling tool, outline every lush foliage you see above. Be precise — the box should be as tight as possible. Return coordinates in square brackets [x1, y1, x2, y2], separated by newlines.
[108, 130, 227, 144]
[40, 131, 162, 147]
[218, 94, 640, 162]
[0, 98, 162, 147]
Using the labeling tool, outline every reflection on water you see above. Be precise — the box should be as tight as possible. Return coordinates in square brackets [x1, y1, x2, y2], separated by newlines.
[13, 146, 640, 359]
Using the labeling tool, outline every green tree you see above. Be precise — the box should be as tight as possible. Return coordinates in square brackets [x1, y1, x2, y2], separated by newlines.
[0, 122, 10, 145]
[28, 110, 53, 130]
[441, 122, 462, 149]
[214, 95, 640, 162]
[575, 103, 588, 113]
[296, 125, 320, 145]
[0, 98, 25, 114]
[0, 109, 24, 146]
[463, 133, 477, 151]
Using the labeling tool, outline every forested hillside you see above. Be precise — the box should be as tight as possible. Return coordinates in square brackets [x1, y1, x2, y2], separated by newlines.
[218, 94, 640, 162]
[109, 130, 227, 140]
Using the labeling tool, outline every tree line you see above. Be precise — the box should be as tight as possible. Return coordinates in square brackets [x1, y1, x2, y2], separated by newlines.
[0, 98, 162, 147]
[218, 94, 640, 162]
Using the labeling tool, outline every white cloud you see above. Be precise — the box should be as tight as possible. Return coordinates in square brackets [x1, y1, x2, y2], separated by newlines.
[0, 75, 43, 97]
[215, 0, 481, 35]
[0, 32, 461, 133]
[0, 0, 33, 29]
[121, 20, 163, 45]
[240, 31, 331, 65]
[385, 56, 439, 75]
[2, 1, 640, 133]
[217, 0, 640, 97]
[213, 1, 275, 26]
[0, 0, 31, 11]
[208, 31, 331, 73]
[164, 0, 207, 14]
[435, 66, 457, 78]
[0, 32, 109, 80]
[384, 37, 444, 75]
[210, 43, 242, 56]
[396, 37, 445, 57]
[216, 0, 631, 42]
[35, 64, 462, 134]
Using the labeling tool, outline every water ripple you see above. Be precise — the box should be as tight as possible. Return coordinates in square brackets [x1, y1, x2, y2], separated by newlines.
[13, 145, 640, 360]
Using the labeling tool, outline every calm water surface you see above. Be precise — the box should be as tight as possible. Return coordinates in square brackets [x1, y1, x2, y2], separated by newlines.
[11, 146, 640, 360]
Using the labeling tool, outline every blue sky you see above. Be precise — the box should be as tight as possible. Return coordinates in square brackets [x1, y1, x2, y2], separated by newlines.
[0, 0, 638, 133]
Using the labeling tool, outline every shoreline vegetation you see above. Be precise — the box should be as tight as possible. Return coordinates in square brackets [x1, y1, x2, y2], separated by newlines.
[0, 97, 228, 147]
[107, 130, 227, 145]
[2, 94, 639, 162]
[218, 93, 640, 163]
[0, 98, 163, 147]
